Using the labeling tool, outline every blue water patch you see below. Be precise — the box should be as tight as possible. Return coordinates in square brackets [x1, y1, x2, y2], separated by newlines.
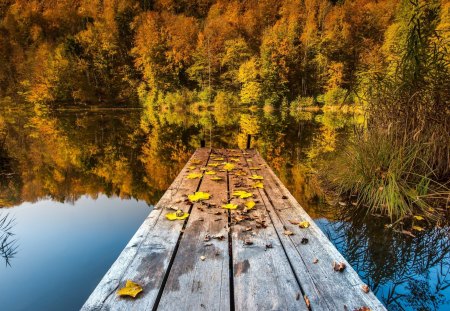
[0, 195, 151, 311]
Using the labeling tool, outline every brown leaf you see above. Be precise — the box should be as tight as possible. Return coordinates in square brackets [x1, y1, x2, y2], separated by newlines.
[333, 261, 347, 272]
[244, 239, 253, 245]
[313, 258, 319, 264]
[361, 284, 370, 293]
[283, 230, 294, 236]
[304, 295, 310, 308]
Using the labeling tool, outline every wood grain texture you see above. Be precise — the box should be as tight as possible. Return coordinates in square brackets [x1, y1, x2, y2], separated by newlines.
[81, 148, 211, 311]
[157, 149, 230, 311]
[229, 150, 308, 311]
[247, 150, 387, 311]
[83, 148, 387, 311]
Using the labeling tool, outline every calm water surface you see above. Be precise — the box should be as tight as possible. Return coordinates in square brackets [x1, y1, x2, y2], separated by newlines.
[0, 107, 448, 310]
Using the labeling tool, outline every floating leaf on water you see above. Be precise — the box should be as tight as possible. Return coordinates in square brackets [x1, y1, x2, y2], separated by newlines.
[232, 190, 253, 199]
[413, 215, 424, 221]
[249, 175, 263, 180]
[222, 203, 238, 210]
[299, 221, 310, 228]
[412, 225, 425, 232]
[223, 162, 235, 171]
[166, 210, 189, 220]
[187, 173, 203, 179]
[252, 182, 264, 189]
[245, 201, 256, 210]
[205, 170, 216, 175]
[188, 192, 211, 202]
[211, 176, 223, 181]
[117, 280, 143, 298]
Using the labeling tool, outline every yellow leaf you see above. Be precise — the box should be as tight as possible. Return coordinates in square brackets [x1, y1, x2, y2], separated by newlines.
[245, 201, 256, 209]
[212, 157, 224, 161]
[412, 225, 425, 231]
[187, 173, 203, 179]
[166, 210, 189, 220]
[117, 280, 143, 298]
[200, 167, 207, 171]
[252, 182, 264, 189]
[230, 158, 240, 162]
[247, 159, 253, 162]
[232, 190, 253, 199]
[188, 192, 211, 202]
[249, 175, 263, 180]
[211, 177, 223, 181]
[223, 162, 235, 171]
[413, 215, 424, 221]
[299, 221, 310, 228]
[205, 171, 216, 175]
[208, 163, 220, 167]
[191, 159, 201, 165]
[235, 171, 247, 176]
[188, 166, 196, 170]
[249, 167, 261, 170]
[222, 203, 238, 210]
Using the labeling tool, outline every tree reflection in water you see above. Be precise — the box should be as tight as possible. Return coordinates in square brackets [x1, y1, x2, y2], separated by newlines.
[321, 211, 450, 311]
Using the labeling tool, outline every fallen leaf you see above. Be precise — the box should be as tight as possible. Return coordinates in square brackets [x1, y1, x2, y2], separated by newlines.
[208, 163, 220, 167]
[205, 170, 216, 175]
[117, 280, 143, 298]
[284, 230, 295, 236]
[313, 258, 318, 264]
[191, 159, 201, 165]
[235, 171, 247, 176]
[249, 174, 264, 180]
[333, 261, 346, 272]
[252, 181, 264, 189]
[212, 157, 224, 161]
[401, 230, 416, 238]
[413, 215, 424, 221]
[211, 177, 223, 181]
[200, 256, 206, 261]
[244, 226, 252, 232]
[245, 201, 256, 210]
[265, 243, 273, 249]
[304, 295, 310, 308]
[187, 173, 203, 179]
[299, 221, 310, 228]
[222, 203, 238, 210]
[188, 166, 196, 170]
[244, 239, 253, 245]
[361, 284, 370, 293]
[354, 307, 371, 311]
[230, 157, 240, 162]
[223, 162, 235, 171]
[249, 167, 261, 170]
[166, 210, 189, 220]
[188, 192, 211, 202]
[412, 225, 425, 231]
[232, 190, 253, 199]
[301, 238, 309, 244]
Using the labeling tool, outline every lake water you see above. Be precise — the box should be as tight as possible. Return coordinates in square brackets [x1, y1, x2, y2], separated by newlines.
[0, 107, 448, 310]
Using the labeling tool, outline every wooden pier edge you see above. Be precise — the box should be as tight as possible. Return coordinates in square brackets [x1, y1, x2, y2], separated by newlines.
[82, 148, 386, 311]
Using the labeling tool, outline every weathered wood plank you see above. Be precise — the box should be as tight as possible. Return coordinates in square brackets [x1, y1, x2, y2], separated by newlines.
[81, 148, 211, 311]
[228, 149, 308, 311]
[157, 149, 230, 311]
[247, 151, 387, 311]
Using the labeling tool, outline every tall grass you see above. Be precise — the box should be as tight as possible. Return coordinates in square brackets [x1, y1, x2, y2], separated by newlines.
[328, 131, 449, 220]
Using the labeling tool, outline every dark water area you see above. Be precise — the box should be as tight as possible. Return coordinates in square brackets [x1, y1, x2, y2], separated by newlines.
[0, 106, 448, 310]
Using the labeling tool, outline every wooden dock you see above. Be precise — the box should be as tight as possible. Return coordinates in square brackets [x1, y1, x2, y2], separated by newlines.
[82, 148, 386, 311]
